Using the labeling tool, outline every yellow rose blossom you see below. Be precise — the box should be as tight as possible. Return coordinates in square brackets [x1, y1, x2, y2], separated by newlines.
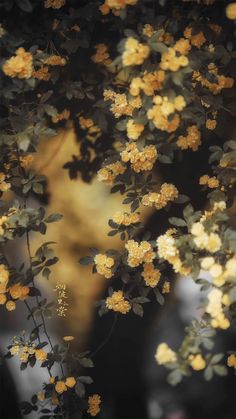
[142, 24, 155, 37]
[37, 391, 45, 402]
[52, 109, 70, 124]
[206, 288, 230, 330]
[206, 119, 217, 130]
[6, 300, 16, 311]
[125, 240, 155, 267]
[142, 183, 178, 210]
[141, 263, 161, 288]
[65, 377, 76, 388]
[0, 294, 7, 305]
[122, 37, 150, 67]
[174, 38, 191, 55]
[160, 47, 189, 72]
[113, 211, 140, 226]
[106, 291, 131, 314]
[126, 119, 144, 140]
[2, 47, 33, 79]
[87, 394, 101, 417]
[184, 27, 206, 48]
[189, 354, 206, 370]
[55, 381, 67, 394]
[129, 70, 165, 96]
[227, 354, 236, 368]
[199, 175, 219, 189]
[121, 142, 157, 172]
[35, 349, 47, 362]
[32, 66, 51, 81]
[43, 55, 66, 66]
[91, 44, 112, 66]
[97, 161, 125, 184]
[162, 281, 170, 294]
[155, 343, 177, 365]
[177, 125, 201, 151]
[94, 253, 114, 279]
[44, 0, 65, 9]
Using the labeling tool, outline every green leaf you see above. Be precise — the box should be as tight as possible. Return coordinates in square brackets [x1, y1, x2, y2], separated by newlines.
[45, 213, 63, 223]
[169, 217, 187, 227]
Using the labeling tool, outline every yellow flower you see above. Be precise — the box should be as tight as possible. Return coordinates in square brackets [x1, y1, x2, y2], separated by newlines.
[120, 142, 157, 172]
[106, 290, 131, 314]
[199, 175, 219, 189]
[142, 24, 155, 37]
[227, 354, 236, 368]
[55, 381, 67, 394]
[184, 27, 206, 48]
[155, 343, 177, 365]
[142, 183, 178, 210]
[6, 300, 16, 311]
[201, 257, 215, 270]
[142, 263, 161, 288]
[0, 173, 11, 192]
[32, 66, 51, 81]
[63, 336, 75, 342]
[174, 38, 191, 55]
[126, 119, 144, 140]
[44, 0, 65, 8]
[91, 44, 111, 66]
[113, 211, 140, 226]
[206, 119, 217, 130]
[177, 125, 201, 151]
[160, 47, 189, 72]
[226, 3, 236, 20]
[125, 240, 155, 267]
[49, 377, 55, 384]
[87, 394, 101, 417]
[189, 354, 206, 370]
[52, 109, 70, 124]
[2, 47, 33, 79]
[122, 37, 150, 67]
[37, 391, 45, 402]
[65, 377, 76, 388]
[94, 254, 114, 279]
[10, 345, 20, 355]
[97, 162, 125, 184]
[35, 349, 47, 362]
[162, 281, 170, 294]
[43, 55, 66, 66]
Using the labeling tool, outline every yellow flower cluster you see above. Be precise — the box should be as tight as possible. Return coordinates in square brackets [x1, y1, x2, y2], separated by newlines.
[0, 265, 30, 311]
[32, 66, 51, 81]
[160, 47, 189, 72]
[2, 47, 33, 79]
[97, 161, 126, 184]
[201, 256, 236, 287]
[55, 377, 76, 394]
[192, 63, 234, 95]
[91, 44, 112, 66]
[191, 222, 221, 253]
[141, 262, 161, 288]
[174, 38, 191, 55]
[177, 125, 201, 151]
[52, 109, 70, 124]
[155, 342, 177, 365]
[87, 394, 102, 417]
[44, 0, 65, 8]
[125, 239, 155, 267]
[106, 290, 131, 314]
[147, 95, 186, 132]
[142, 24, 155, 38]
[156, 231, 191, 275]
[0, 173, 10, 192]
[94, 253, 114, 279]
[199, 175, 219, 189]
[206, 288, 230, 329]
[142, 183, 178, 210]
[126, 119, 144, 140]
[122, 37, 150, 67]
[184, 27, 206, 48]
[112, 211, 140, 225]
[20, 154, 34, 168]
[206, 119, 217, 130]
[43, 55, 66, 66]
[162, 281, 170, 294]
[129, 70, 165, 96]
[104, 89, 142, 118]
[121, 143, 157, 173]
[227, 354, 236, 368]
[189, 354, 206, 370]
[10, 344, 47, 363]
